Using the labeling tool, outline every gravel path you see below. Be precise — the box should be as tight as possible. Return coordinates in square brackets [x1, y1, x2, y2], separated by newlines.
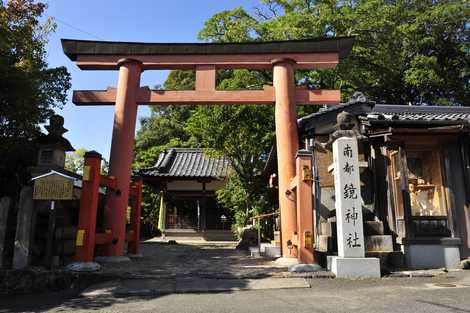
[100, 241, 289, 279]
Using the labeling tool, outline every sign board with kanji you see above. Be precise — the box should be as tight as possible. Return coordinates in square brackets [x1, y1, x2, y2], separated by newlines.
[32, 171, 75, 201]
[332, 137, 365, 258]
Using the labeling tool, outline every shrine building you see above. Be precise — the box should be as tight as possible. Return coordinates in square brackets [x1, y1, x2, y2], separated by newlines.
[267, 97, 470, 269]
[139, 148, 233, 236]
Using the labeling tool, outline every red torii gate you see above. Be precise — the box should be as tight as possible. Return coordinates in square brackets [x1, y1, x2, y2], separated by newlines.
[61, 37, 353, 263]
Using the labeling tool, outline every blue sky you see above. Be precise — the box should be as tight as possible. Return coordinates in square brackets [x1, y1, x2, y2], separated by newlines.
[44, 0, 259, 160]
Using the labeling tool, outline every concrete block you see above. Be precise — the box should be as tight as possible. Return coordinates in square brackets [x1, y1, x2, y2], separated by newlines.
[405, 244, 461, 269]
[331, 257, 381, 279]
[264, 246, 281, 258]
[249, 246, 260, 257]
[365, 235, 393, 252]
[13, 187, 35, 269]
[364, 221, 384, 235]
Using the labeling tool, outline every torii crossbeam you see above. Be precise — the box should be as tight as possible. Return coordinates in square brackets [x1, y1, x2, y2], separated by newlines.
[62, 37, 354, 260]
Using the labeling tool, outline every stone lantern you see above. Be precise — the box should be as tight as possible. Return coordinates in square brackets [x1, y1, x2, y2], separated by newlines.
[33, 115, 75, 174]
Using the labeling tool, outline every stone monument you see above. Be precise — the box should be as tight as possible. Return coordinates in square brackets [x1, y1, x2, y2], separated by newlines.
[331, 136, 381, 278]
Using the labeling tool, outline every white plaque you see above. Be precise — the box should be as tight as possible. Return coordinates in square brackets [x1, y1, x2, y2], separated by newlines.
[333, 137, 365, 258]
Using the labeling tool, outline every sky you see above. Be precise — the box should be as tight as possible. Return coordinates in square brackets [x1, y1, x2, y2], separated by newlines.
[43, 0, 259, 161]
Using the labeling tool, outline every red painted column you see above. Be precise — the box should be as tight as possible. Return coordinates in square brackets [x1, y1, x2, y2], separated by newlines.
[128, 178, 143, 255]
[296, 150, 315, 264]
[75, 151, 102, 262]
[272, 58, 299, 258]
[104, 59, 142, 256]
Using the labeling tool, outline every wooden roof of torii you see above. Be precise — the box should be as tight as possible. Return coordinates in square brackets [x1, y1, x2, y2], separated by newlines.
[61, 37, 354, 106]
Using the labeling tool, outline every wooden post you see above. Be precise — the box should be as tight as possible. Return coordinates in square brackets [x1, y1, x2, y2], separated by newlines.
[104, 59, 142, 257]
[74, 151, 102, 262]
[295, 150, 315, 264]
[201, 182, 207, 231]
[128, 178, 142, 255]
[273, 58, 299, 258]
[43, 200, 57, 268]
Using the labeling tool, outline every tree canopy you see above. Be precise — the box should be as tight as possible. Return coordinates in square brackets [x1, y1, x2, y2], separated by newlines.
[0, 0, 71, 198]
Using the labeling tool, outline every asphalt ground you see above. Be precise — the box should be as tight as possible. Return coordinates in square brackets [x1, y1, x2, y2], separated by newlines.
[1, 271, 469, 313]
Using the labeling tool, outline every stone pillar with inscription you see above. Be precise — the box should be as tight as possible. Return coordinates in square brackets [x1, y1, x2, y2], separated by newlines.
[331, 137, 380, 278]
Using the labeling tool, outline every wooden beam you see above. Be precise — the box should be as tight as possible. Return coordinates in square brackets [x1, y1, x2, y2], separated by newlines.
[75, 53, 339, 70]
[72, 86, 340, 106]
[196, 65, 216, 91]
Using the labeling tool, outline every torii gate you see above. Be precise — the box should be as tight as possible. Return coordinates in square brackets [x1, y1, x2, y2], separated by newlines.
[61, 37, 353, 262]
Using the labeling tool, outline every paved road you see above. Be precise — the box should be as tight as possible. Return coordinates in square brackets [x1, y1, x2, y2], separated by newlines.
[2, 271, 469, 313]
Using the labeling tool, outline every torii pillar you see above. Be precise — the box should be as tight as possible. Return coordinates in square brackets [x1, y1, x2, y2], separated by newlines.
[103, 59, 142, 256]
[273, 59, 299, 258]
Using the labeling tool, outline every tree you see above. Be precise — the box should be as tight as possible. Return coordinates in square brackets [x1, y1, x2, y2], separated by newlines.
[65, 148, 87, 174]
[65, 148, 109, 175]
[0, 0, 71, 198]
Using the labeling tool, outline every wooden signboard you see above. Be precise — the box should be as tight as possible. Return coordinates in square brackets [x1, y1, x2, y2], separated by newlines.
[32, 171, 74, 201]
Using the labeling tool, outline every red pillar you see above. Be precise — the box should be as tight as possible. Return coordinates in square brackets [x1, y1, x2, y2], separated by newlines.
[104, 59, 142, 256]
[128, 178, 143, 255]
[272, 58, 299, 258]
[75, 151, 102, 262]
[296, 150, 315, 264]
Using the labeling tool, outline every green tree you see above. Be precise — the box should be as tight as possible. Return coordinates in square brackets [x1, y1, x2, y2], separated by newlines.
[65, 148, 87, 174]
[0, 0, 71, 198]
[65, 148, 109, 175]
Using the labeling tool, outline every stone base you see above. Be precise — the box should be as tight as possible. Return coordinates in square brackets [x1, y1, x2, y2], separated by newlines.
[288, 263, 323, 273]
[274, 257, 299, 267]
[331, 257, 381, 279]
[404, 242, 461, 269]
[94, 256, 131, 263]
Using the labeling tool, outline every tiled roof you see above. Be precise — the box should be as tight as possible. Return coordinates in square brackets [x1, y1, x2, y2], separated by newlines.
[299, 102, 470, 135]
[139, 148, 230, 179]
[369, 105, 470, 122]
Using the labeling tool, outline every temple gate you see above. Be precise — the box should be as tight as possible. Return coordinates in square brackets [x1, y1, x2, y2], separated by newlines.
[61, 37, 353, 263]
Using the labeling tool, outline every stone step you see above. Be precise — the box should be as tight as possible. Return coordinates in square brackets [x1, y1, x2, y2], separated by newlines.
[164, 229, 236, 241]
[364, 221, 384, 236]
[365, 235, 393, 252]
[264, 246, 281, 258]
[366, 251, 405, 269]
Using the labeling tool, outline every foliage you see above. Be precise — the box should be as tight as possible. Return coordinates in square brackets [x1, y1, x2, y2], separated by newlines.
[0, 0, 70, 138]
[64, 148, 87, 174]
[65, 148, 109, 175]
[0, 0, 71, 198]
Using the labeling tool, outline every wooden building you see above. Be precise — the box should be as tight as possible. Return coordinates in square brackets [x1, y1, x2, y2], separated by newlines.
[295, 101, 470, 269]
[140, 148, 233, 232]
